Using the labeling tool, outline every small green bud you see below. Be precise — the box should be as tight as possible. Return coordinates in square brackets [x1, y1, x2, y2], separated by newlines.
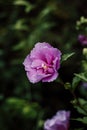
[80, 16, 85, 23]
[83, 48, 87, 56]
[71, 99, 77, 105]
[76, 21, 81, 26]
[64, 82, 71, 89]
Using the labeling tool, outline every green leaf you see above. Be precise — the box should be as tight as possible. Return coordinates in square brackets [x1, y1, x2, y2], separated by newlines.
[78, 98, 87, 110]
[61, 52, 75, 63]
[4, 98, 41, 119]
[14, 0, 29, 6]
[73, 117, 87, 124]
[74, 72, 87, 82]
[12, 40, 27, 51]
[12, 19, 28, 31]
[13, 0, 34, 13]
[82, 117, 87, 124]
[72, 76, 81, 91]
[74, 98, 87, 115]
[78, 98, 87, 105]
[74, 105, 87, 115]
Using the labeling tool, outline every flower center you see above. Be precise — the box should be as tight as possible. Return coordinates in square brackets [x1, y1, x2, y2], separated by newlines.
[42, 63, 48, 70]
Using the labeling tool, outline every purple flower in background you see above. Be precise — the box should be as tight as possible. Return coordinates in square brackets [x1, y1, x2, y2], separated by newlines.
[44, 110, 70, 130]
[23, 42, 61, 83]
[82, 82, 87, 89]
[78, 34, 87, 45]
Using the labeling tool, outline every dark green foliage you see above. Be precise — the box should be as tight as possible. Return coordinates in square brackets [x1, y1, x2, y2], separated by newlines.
[0, 0, 87, 129]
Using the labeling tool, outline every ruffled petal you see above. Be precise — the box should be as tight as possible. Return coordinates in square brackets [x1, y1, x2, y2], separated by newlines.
[27, 69, 51, 83]
[31, 59, 46, 69]
[23, 55, 32, 71]
[42, 71, 58, 82]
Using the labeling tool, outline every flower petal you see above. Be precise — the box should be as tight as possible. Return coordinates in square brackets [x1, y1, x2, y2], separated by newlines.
[27, 69, 51, 83]
[35, 42, 52, 49]
[42, 71, 58, 82]
[23, 55, 32, 71]
[31, 59, 46, 69]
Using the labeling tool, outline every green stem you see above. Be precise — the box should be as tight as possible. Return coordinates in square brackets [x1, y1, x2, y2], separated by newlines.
[56, 78, 87, 114]
[70, 89, 87, 114]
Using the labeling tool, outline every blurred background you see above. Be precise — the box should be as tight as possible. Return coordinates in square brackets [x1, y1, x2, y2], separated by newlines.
[0, 0, 87, 130]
